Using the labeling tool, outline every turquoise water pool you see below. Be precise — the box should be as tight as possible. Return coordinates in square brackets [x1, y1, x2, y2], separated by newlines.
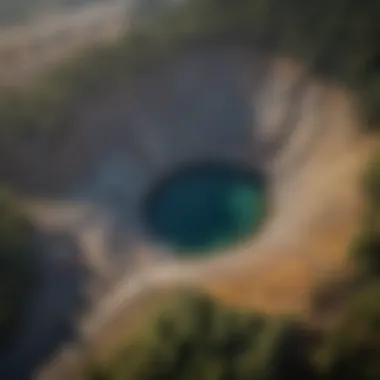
[144, 163, 267, 255]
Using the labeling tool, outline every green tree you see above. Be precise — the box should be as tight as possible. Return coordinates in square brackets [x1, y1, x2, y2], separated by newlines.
[316, 152, 380, 380]
[0, 187, 36, 345]
[315, 281, 380, 380]
[350, 154, 380, 277]
[86, 291, 316, 380]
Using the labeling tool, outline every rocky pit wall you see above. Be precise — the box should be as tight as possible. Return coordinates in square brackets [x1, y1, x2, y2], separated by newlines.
[0, 46, 377, 379]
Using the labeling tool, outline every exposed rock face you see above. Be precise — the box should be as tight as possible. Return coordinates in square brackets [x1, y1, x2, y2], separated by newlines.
[0, 1, 126, 86]
[1, 46, 376, 379]
[23, 46, 366, 280]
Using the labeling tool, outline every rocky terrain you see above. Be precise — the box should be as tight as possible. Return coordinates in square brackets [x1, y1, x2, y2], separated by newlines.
[0, 44, 378, 379]
[0, 1, 127, 87]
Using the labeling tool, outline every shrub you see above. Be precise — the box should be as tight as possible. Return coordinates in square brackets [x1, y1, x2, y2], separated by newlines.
[349, 154, 380, 277]
[363, 154, 380, 214]
[85, 291, 316, 380]
[351, 231, 380, 278]
[314, 281, 380, 380]
[0, 187, 36, 344]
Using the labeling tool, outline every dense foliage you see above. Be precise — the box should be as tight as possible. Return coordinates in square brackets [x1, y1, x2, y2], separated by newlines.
[85, 291, 316, 380]
[315, 280, 380, 380]
[84, 278, 380, 380]
[351, 154, 380, 276]
[0, 188, 36, 345]
[311, 153, 380, 380]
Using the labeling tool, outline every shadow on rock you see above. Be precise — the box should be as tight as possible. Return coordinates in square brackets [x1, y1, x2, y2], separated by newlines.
[0, 231, 92, 380]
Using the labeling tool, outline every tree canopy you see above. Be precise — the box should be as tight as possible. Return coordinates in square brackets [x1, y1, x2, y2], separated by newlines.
[85, 291, 316, 380]
[0, 188, 36, 346]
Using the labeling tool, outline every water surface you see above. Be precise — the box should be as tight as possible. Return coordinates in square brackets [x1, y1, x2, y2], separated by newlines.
[144, 163, 267, 255]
